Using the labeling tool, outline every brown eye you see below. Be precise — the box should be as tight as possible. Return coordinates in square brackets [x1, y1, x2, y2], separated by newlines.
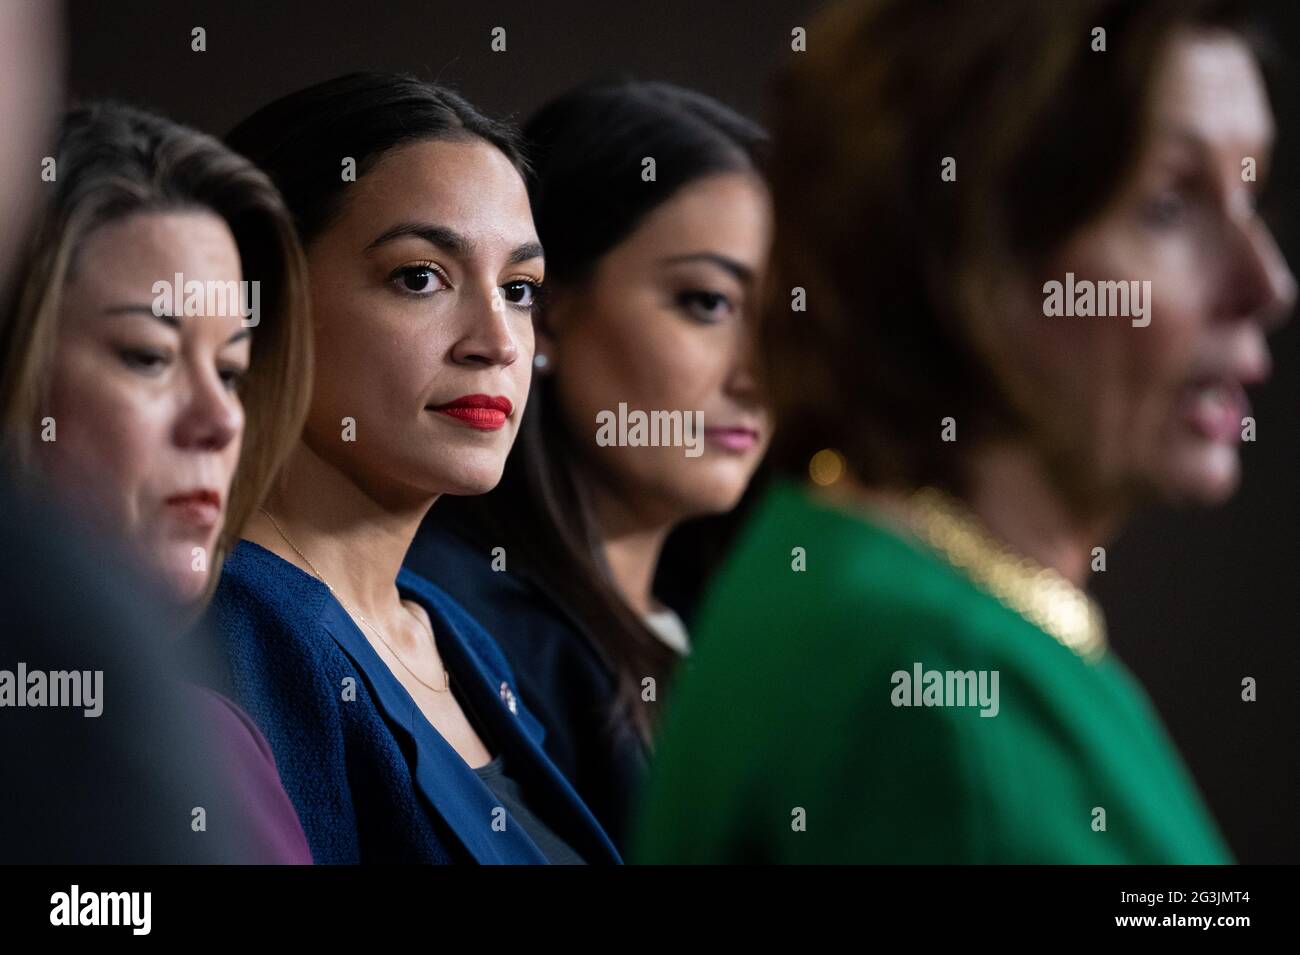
[677, 290, 733, 324]
[219, 365, 248, 392]
[501, 280, 540, 309]
[390, 263, 448, 296]
[119, 348, 169, 374]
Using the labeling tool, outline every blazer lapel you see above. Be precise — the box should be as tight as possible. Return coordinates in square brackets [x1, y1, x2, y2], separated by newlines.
[320, 600, 548, 864]
[407, 580, 623, 864]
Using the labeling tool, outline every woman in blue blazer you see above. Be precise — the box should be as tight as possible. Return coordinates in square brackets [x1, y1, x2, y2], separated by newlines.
[211, 540, 618, 863]
[406, 80, 772, 851]
[201, 72, 620, 864]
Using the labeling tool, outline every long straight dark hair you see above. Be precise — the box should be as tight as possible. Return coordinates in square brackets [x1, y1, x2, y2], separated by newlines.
[221, 70, 529, 522]
[433, 79, 768, 743]
[225, 71, 527, 249]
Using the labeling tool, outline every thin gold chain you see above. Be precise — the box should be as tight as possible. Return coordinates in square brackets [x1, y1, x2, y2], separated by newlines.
[904, 488, 1108, 663]
[258, 506, 450, 692]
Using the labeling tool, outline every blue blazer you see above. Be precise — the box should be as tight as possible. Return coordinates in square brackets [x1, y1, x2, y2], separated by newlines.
[200, 539, 622, 864]
[406, 520, 649, 851]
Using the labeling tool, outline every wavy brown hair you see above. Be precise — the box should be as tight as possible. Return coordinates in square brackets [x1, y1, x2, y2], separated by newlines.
[761, 0, 1264, 495]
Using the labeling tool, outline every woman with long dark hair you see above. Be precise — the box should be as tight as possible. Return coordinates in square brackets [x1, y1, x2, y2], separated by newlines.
[406, 79, 772, 849]
[200, 72, 620, 863]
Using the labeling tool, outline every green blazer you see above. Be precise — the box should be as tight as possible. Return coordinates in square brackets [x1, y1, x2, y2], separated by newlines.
[632, 481, 1231, 863]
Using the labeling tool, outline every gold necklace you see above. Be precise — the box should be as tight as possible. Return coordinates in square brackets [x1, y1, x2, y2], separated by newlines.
[258, 506, 450, 692]
[903, 488, 1108, 663]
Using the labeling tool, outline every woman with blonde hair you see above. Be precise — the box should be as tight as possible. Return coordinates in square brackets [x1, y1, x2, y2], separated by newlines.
[0, 101, 315, 861]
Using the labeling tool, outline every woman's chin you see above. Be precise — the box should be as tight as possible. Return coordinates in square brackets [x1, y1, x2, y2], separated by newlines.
[159, 564, 210, 606]
[663, 470, 752, 520]
[136, 540, 212, 609]
[432, 465, 506, 498]
[1157, 442, 1242, 506]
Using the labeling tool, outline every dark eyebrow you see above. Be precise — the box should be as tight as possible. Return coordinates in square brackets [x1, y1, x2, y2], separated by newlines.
[507, 242, 545, 267]
[660, 252, 753, 284]
[1157, 126, 1211, 150]
[366, 223, 544, 271]
[365, 222, 471, 257]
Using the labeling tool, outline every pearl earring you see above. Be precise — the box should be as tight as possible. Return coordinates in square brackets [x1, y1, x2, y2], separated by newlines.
[533, 353, 550, 371]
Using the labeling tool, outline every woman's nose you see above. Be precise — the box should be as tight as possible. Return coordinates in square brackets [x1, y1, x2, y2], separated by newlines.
[1225, 216, 1297, 333]
[451, 285, 521, 366]
[174, 365, 242, 451]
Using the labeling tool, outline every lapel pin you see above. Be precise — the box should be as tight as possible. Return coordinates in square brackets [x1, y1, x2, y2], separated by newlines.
[499, 682, 518, 715]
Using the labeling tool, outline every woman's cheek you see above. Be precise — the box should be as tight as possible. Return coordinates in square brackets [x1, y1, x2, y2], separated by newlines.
[643, 320, 720, 409]
[45, 383, 149, 539]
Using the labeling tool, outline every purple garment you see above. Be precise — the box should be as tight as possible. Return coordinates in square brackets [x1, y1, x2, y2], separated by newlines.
[187, 684, 313, 864]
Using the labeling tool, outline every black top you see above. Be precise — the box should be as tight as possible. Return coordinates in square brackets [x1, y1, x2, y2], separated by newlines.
[473, 754, 586, 864]
[405, 521, 649, 851]
[450, 669, 586, 865]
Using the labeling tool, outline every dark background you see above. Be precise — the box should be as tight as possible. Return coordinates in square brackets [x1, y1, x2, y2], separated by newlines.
[65, 0, 1299, 862]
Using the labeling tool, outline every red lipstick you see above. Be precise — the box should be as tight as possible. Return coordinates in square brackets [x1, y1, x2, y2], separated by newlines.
[428, 394, 513, 431]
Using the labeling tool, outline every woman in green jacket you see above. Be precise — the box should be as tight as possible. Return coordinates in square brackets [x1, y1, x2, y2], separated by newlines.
[633, 0, 1295, 864]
